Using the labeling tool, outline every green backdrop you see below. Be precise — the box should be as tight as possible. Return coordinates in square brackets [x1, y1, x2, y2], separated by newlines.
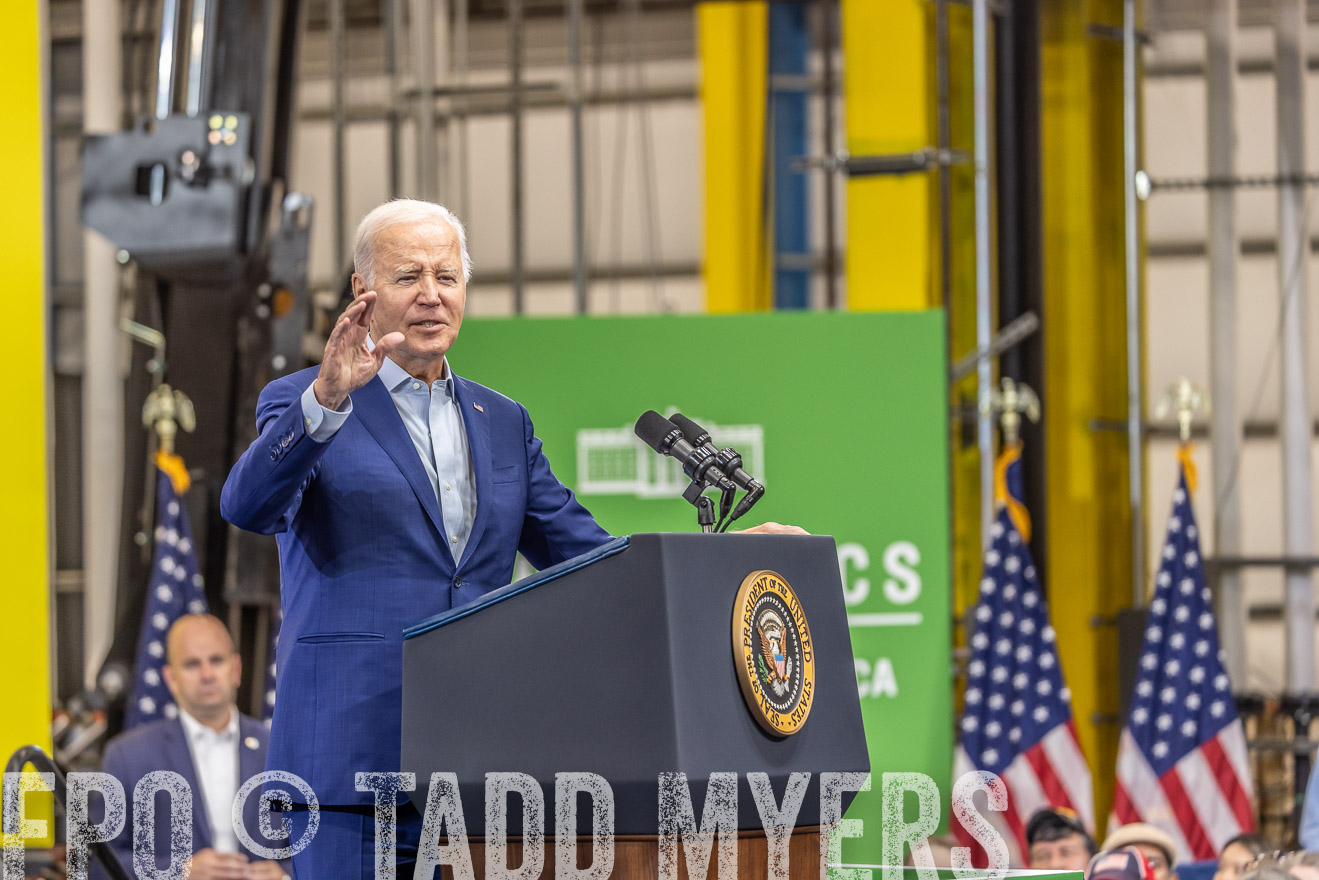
[452, 310, 951, 860]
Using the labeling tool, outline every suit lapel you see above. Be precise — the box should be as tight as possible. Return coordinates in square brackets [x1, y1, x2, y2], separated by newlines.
[165, 720, 211, 849]
[352, 376, 448, 543]
[454, 376, 493, 567]
[237, 717, 264, 785]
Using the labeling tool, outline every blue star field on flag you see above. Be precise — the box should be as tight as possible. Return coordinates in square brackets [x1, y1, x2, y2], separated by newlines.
[124, 466, 209, 729]
[959, 453, 1073, 775]
[1124, 467, 1237, 777]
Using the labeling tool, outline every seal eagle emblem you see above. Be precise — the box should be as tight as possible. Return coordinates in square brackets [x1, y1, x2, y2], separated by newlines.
[732, 570, 815, 736]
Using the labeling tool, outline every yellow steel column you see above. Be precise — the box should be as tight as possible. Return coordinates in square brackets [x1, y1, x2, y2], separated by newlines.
[839, 0, 989, 646]
[941, 6, 985, 625]
[700, 1, 770, 313]
[0, 0, 54, 850]
[841, 0, 938, 311]
[1040, 0, 1134, 827]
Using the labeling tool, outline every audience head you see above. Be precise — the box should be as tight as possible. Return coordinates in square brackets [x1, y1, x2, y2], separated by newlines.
[1027, 806, 1098, 871]
[1216, 834, 1276, 880]
[1105, 823, 1179, 880]
[1087, 846, 1158, 880]
[163, 614, 241, 728]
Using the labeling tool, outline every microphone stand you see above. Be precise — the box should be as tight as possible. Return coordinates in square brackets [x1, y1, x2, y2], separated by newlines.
[681, 480, 717, 533]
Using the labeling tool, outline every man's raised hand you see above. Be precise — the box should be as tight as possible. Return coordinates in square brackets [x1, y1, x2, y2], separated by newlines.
[312, 292, 404, 410]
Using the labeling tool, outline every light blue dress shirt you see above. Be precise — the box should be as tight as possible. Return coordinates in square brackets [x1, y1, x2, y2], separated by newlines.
[299, 355, 478, 562]
[1302, 759, 1319, 849]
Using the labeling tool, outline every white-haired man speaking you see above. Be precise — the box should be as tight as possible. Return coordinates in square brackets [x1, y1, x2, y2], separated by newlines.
[222, 200, 799, 877]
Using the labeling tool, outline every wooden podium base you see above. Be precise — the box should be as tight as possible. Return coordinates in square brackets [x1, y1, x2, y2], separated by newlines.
[441, 827, 822, 879]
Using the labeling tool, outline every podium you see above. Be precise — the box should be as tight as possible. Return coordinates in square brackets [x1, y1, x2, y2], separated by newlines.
[401, 533, 869, 878]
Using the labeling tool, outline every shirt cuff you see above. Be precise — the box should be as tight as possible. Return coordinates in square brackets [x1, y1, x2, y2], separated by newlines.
[300, 382, 352, 443]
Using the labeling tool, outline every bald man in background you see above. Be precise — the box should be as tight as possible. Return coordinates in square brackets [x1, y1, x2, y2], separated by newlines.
[95, 615, 288, 880]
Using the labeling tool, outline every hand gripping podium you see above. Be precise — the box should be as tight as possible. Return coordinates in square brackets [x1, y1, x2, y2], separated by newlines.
[401, 533, 869, 878]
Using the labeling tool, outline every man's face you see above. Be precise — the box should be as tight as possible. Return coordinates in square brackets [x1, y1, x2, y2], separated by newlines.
[1028, 833, 1092, 872]
[162, 618, 240, 722]
[1134, 843, 1175, 880]
[354, 218, 466, 381]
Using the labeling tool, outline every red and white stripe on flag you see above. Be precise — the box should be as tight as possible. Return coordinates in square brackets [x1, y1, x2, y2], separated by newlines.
[1110, 456, 1255, 859]
[953, 449, 1095, 868]
[954, 721, 1094, 867]
[1111, 722, 1254, 860]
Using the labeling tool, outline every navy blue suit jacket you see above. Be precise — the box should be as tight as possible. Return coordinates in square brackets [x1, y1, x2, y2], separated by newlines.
[93, 714, 277, 879]
[219, 366, 611, 805]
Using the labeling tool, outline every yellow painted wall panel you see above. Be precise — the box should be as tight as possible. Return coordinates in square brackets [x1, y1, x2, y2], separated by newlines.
[0, 0, 53, 784]
[842, 0, 938, 311]
[700, 2, 770, 313]
[1040, 0, 1134, 829]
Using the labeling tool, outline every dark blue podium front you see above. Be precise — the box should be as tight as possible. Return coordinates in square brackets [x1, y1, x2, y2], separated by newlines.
[401, 532, 869, 836]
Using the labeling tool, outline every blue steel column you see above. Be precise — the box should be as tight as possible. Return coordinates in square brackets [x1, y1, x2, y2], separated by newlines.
[769, 3, 810, 310]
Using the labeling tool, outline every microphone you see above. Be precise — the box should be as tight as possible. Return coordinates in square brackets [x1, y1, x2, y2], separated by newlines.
[633, 411, 736, 494]
[669, 412, 764, 529]
[670, 413, 764, 496]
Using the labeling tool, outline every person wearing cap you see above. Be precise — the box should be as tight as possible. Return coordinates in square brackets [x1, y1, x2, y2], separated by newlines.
[1104, 823, 1180, 880]
[1087, 846, 1158, 880]
[1027, 806, 1098, 871]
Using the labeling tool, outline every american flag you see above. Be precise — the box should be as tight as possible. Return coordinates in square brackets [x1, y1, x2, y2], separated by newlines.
[954, 446, 1094, 866]
[124, 455, 208, 728]
[1111, 450, 1254, 859]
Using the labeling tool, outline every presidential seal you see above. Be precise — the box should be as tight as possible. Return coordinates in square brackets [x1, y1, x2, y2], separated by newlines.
[732, 569, 815, 736]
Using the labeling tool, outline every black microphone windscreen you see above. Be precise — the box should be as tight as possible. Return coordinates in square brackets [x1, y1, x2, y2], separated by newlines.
[634, 410, 678, 452]
[670, 413, 709, 444]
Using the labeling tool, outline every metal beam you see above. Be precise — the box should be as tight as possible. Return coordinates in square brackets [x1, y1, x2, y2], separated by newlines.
[413, 0, 438, 201]
[1275, 0, 1315, 693]
[330, 0, 347, 271]
[83, 0, 125, 688]
[1207, 0, 1245, 685]
[973, 0, 994, 549]
[1123, 0, 1146, 605]
[383, 0, 402, 197]
[154, 0, 180, 119]
[568, 0, 586, 312]
[509, 0, 525, 312]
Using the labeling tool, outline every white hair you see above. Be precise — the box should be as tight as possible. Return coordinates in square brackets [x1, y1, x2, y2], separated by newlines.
[352, 199, 473, 284]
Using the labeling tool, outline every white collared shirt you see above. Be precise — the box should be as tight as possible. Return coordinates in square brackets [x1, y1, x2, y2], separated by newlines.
[178, 707, 240, 853]
[299, 352, 478, 563]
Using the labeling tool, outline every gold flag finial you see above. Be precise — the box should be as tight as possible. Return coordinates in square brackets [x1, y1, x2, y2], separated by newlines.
[1155, 377, 1209, 444]
[142, 384, 196, 456]
[981, 377, 1041, 448]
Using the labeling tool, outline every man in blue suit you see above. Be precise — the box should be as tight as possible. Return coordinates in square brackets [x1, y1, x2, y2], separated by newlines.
[96, 614, 287, 880]
[220, 200, 615, 878]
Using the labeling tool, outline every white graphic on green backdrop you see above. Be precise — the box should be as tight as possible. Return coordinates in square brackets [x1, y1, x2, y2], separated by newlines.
[576, 414, 764, 498]
[451, 310, 951, 863]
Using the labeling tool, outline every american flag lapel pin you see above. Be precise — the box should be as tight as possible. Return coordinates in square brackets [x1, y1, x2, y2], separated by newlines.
[473, 402, 484, 412]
